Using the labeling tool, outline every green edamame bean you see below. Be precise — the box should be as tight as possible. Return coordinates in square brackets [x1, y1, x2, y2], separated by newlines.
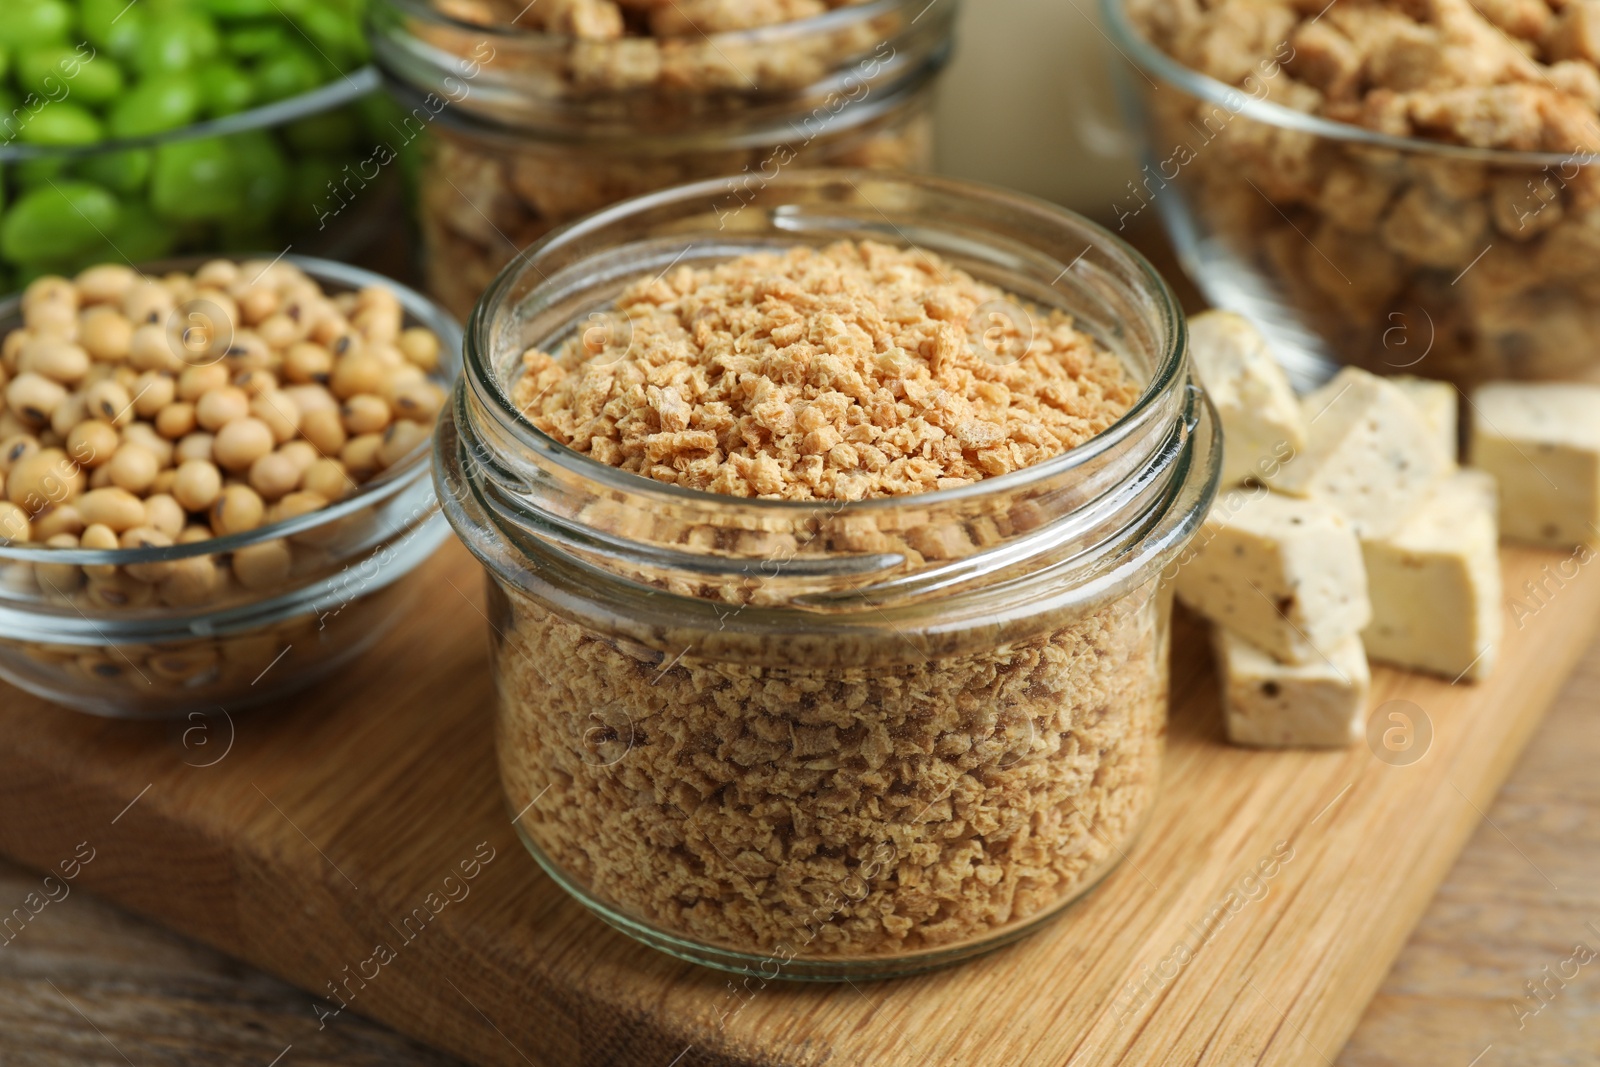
[197, 62, 255, 117]
[82, 0, 146, 59]
[0, 181, 121, 265]
[132, 11, 221, 76]
[17, 47, 123, 107]
[150, 137, 242, 223]
[291, 6, 364, 70]
[15, 46, 74, 92]
[251, 44, 322, 103]
[107, 74, 200, 138]
[223, 23, 291, 60]
[66, 52, 127, 107]
[0, 1, 72, 50]
[74, 148, 152, 195]
[17, 102, 102, 146]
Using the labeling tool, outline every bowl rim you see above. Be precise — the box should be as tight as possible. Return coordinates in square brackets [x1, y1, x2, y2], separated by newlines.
[0, 66, 380, 163]
[1100, 0, 1598, 168]
[0, 253, 462, 566]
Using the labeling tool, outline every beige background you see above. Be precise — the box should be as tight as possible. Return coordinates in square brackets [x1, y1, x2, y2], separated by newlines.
[934, 0, 1137, 218]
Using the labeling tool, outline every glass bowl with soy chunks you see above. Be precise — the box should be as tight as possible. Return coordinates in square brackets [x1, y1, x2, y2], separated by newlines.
[0, 255, 459, 717]
[0, 0, 399, 293]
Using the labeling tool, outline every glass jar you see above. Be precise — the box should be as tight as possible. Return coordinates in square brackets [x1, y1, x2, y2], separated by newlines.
[435, 170, 1219, 979]
[1105, 0, 1600, 388]
[369, 0, 954, 320]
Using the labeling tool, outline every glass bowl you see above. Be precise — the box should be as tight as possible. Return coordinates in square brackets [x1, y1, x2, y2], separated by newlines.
[0, 69, 402, 293]
[1102, 0, 1600, 388]
[0, 255, 460, 718]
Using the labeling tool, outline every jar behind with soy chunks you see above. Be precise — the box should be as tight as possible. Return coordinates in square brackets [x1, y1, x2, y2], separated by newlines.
[370, 0, 955, 319]
[435, 171, 1220, 978]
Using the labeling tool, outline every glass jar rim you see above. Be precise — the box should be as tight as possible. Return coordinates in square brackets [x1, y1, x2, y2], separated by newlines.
[382, 58, 940, 149]
[1102, 0, 1594, 168]
[462, 169, 1190, 516]
[370, 0, 954, 141]
[439, 169, 1219, 643]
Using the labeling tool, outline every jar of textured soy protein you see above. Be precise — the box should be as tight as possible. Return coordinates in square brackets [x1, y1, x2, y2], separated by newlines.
[370, 0, 953, 319]
[435, 170, 1219, 979]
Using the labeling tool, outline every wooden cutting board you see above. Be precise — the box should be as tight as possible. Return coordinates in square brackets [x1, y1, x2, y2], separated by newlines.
[0, 536, 1593, 1067]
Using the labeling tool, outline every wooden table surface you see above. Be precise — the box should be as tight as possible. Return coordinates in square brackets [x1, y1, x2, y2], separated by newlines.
[5, 231, 1593, 1066]
[0, 629, 1593, 1067]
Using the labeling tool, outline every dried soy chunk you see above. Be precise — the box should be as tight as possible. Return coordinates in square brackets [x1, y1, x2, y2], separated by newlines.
[513, 241, 1134, 502]
[501, 583, 1166, 957]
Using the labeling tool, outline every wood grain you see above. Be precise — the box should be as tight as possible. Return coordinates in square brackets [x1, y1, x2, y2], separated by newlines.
[0, 856, 462, 1067]
[6, 635, 1600, 1067]
[0, 536, 1595, 1067]
[1340, 648, 1600, 1066]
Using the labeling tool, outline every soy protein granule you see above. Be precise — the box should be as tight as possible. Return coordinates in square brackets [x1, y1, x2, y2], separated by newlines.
[512, 240, 1137, 501]
[495, 240, 1166, 960]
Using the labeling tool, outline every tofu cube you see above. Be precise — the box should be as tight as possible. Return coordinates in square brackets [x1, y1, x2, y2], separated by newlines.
[1362, 471, 1502, 681]
[1187, 310, 1307, 486]
[1390, 375, 1458, 468]
[1279, 367, 1453, 538]
[1215, 629, 1370, 748]
[1469, 381, 1600, 547]
[1175, 488, 1371, 663]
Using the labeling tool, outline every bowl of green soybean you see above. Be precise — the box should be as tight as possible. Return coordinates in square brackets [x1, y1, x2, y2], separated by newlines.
[0, 0, 405, 290]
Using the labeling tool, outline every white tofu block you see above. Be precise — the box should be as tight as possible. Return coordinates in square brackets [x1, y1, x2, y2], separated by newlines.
[1390, 375, 1458, 468]
[1279, 367, 1453, 538]
[1175, 489, 1371, 663]
[1187, 311, 1307, 486]
[1361, 471, 1502, 681]
[1469, 381, 1600, 548]
[1215, 629, 1370, 748]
